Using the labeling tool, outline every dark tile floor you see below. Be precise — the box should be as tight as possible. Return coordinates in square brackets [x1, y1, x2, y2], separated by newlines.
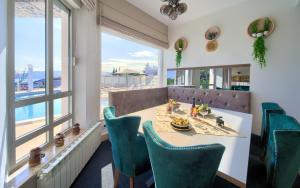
[71, 135, 300, 188]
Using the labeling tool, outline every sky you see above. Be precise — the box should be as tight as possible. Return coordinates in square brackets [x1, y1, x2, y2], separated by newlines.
[15, 17, 160, 74]
[15, 17, 62, 72]
[101, 32, 159, 73]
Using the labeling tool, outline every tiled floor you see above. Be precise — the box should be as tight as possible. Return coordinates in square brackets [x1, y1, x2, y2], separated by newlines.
[71, 136, 300, 188]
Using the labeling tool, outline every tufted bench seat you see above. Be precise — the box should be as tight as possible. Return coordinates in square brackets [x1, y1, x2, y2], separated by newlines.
[168, 86, 251, 113]
[109, 87, 251, 116]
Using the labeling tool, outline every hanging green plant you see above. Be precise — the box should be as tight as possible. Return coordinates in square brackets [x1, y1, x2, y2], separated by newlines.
[175, 38, 184, 67]
[248, 18, 274, 68]
[253, 36, 267, 68]
[176, 50, 182, 67]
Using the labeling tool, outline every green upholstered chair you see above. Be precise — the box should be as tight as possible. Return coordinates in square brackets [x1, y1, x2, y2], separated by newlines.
[143, 121, 225, 188]
[264, 114, 300, 188]
[261, 103, 285, 145]
[103, 107, 151, 188]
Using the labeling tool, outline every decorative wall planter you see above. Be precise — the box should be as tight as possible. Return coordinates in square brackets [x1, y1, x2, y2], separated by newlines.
[247, 17, 275, 68]
[205, 26, 221, 52]
[174, 38, 188, 67]
[247, 17, 275, 39]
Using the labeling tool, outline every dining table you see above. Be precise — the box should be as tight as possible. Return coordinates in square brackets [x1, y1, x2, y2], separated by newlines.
[129, 102, 253, 188]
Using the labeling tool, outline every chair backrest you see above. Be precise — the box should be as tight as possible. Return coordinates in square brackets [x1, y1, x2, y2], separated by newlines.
[261, 102, 285, 143]
[103, 106, 141, 176]
[265, 114, 300, 188]
[272, 130, 300, 188]
[143, 121, 225, 188]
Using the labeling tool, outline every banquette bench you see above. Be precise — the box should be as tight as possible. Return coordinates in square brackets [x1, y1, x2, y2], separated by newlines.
[109, 87, 251, 116]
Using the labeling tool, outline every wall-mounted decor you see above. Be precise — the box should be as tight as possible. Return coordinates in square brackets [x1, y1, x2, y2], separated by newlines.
[247, 17, 275, 68]
[174, 38, 188, 67]
[205, 26, 221, 40]
[205, 26, 221, 52]
[206, 41, 218, 52]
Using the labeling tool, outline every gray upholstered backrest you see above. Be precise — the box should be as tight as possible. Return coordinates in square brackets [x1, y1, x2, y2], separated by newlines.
[168, 87, 251, 113]
[108, 87, 251, 116]
[109, 88, 168, 116]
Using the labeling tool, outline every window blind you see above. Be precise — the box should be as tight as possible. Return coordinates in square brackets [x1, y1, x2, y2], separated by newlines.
[100, 0, 169, 49]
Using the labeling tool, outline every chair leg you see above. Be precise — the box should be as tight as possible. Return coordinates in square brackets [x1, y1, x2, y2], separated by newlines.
[114, 169, 120, 188]
[130, 177, 134, 188]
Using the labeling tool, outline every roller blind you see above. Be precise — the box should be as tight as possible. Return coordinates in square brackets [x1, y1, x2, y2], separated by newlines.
[81, 0, 95, 9]
[100, 0, 169, 48]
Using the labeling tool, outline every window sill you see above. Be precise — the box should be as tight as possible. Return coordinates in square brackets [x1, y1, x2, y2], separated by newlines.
[6, 127, 90, 188]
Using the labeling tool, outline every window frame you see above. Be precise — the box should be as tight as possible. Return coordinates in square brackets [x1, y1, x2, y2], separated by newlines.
[7, 0, 73, 173]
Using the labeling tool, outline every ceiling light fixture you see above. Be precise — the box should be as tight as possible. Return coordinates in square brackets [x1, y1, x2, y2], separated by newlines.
[160, 0, 187, 20]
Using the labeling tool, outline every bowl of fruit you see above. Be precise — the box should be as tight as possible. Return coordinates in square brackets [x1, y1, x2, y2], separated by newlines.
[170, 116, 191, 131]
[196, 104, 212, 118]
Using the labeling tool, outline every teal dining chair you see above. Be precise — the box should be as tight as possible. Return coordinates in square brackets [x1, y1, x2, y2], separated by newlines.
[143, 121, 225, 188]
[103, 107, 151, 188]
[264, 114, 300, 188]
[261, 102, 285, 145]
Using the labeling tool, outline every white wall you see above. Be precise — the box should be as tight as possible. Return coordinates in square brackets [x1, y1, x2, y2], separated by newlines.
[164, 0, 300, 135]
[73, 6, 101, 129]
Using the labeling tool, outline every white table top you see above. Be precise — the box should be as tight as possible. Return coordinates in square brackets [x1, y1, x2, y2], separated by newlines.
[129, 103, 253, 188]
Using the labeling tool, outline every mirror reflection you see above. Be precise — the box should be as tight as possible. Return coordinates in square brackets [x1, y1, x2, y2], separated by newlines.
[167, 65, 250, 91]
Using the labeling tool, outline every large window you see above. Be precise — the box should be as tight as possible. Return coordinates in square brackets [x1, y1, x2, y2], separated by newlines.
[10, 0, 72, 170]
[100, 32, 161, 117]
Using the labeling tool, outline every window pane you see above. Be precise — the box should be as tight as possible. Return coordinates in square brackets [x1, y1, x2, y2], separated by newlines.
[54, 120, 71, 137]
[100, 32, 160, 118]
[15, 0, 46, 100]
[15, 102, 46, 139]
[53, 1, 70, 93]
[167, 70, 176, 85]
[16, 133, 47, 162]
[54, 97, 70, 121]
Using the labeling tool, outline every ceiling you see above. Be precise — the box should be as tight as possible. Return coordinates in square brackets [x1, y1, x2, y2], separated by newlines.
[126, 0, 249, 26]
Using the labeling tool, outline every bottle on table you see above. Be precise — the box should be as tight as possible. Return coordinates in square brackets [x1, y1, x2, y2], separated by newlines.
[191, 98, 197, 117]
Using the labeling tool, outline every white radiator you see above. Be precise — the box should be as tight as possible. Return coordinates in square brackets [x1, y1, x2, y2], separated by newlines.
[37, 123, 102, 188]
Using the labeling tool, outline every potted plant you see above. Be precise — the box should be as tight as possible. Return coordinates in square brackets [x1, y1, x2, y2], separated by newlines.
[250, 20, 258, 38]
[250, 18, 271, 68]
[176, 39, 184, 67]
[263, 17, 271, 36]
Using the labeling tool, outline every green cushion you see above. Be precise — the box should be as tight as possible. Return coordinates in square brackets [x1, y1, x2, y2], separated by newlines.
[143, 121, 225, 188]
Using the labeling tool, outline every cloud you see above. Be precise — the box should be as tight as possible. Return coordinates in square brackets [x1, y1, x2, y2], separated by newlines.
[129, 50, 157, 58]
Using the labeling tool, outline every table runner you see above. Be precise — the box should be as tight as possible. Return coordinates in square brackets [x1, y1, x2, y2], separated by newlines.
[154, 105, 242, 137]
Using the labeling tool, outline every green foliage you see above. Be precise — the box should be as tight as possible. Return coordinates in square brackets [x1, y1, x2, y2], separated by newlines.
[167, 78, 175, 85]
[175, 39, 184, 67]
[253, 36, 267, 68]
[264, 17, 271, 31]
[178, 39, 184, 49]
[176, 50, 182, 67]
[250, 20, 258, 34]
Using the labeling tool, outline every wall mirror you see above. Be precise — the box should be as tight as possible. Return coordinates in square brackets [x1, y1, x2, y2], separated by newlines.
[167, 65, 250, 91]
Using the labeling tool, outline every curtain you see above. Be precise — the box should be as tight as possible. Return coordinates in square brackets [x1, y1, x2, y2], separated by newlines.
[0, 0, 8, 186]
